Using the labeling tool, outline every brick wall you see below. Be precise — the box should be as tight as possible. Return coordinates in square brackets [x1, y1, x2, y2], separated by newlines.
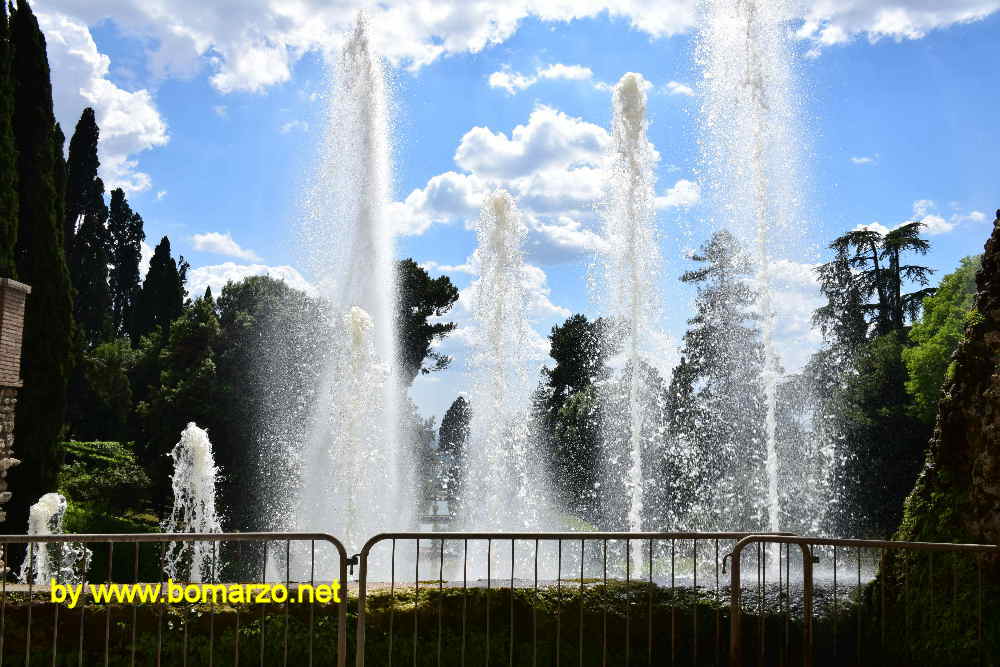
[0, 279, 30, 388]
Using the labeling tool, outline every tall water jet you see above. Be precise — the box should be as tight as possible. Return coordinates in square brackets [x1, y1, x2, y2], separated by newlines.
[292, 12, 411, 553]
[462, 190, 552, 530]
[697, 0, 804, 532]
[19, 493, 91, 585]
[597, 73, 663, 534]
[162, 423, 222, 582]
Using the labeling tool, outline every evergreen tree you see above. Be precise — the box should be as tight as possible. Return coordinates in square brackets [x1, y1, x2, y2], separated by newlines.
[7, 0, 75, 533]
[0, 4, 17, 278]
[533, 314, 610, 523]
[438, 395, 470, 508]
[809, 223, 937, 537]
[132, 236, 185, 341]
[107, 188, 144, 338]
[65, 108, 113, 344]
[397, 258, 459, 385]
[68, 178, 111, 345]
[825, 222, 935, 336]
[63, 107, 101, 255]
[668, 230, 766, 529]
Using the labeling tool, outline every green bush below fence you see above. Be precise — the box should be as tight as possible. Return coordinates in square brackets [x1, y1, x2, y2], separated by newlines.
[0, 580, 990, 666]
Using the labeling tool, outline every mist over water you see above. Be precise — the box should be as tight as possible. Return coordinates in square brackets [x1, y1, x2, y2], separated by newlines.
[697, 0, 821, 534]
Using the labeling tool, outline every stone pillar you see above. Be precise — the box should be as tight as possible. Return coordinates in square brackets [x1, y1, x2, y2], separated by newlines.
[0, 278, 29, 523]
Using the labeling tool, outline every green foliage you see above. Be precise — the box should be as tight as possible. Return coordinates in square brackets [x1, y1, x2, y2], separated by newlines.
[136, 294, 220, 509]
[533, 314, 609, 522]
[903, 255, 981, 423]
[0, 5, 17, 278]
[107, 188, 145, 338]
[211, 275, 323, 529]
[132, 235, 186, 342]
[832, 331, 932, 536]
[823, 222, 935, 335]
[397, 258, 459, 385]
[66, 339, 136, 442]
[6, 0, 75, 533]
[58, 440, 152, 515]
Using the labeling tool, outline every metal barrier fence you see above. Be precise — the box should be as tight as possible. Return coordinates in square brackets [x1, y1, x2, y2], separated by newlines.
[728, 535, 1000, 667]
[0, 532, 349, 667]
[353, 531, 794, 667]
[1, 531, 997, 666]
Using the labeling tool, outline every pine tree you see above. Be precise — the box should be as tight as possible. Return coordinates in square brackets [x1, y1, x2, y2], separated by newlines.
[397, 258, 459, 384]
[7, 0, 75, 533]
[63, 107, 100, 255]
[132, 236, 185, 341]
[669, 230, 767, 529]
[107, 188, 144, 338]
[0, 4, 17, 278]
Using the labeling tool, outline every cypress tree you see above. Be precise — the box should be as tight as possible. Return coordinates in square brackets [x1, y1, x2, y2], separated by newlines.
[8, 0, 75, 532]
[132, 236, 185, 341]
[65, 107, 112, 344]
[63, 107, 100, 254]
[68, 178, 111, 345]
[107, 188, 144, 338]
[0, 4, 17, 278]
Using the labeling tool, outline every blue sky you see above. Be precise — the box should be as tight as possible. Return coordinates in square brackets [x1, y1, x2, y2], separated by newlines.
[36, 1, 1000, 422]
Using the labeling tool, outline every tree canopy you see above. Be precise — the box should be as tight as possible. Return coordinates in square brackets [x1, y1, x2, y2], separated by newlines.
[397, 258, 459, 385]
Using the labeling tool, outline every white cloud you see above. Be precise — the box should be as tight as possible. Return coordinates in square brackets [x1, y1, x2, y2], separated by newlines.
[454, 105, 609, 179]
[393, 104, 613, 263]
[40, 1, 999, 97]
[156, 190, 168, 201]
[139, 239, 153, 279]
[191, 232, 262, 261]
[850, 155, 876, 165]
[664, 80, 694, 96]
[655, 179, 701, 209]
[798, 1, 1000, 56]
[855, 200, 989, 238]
[186, 262, 314, 298]
[38, 11, 168, 193]
[279, 120, 309, 134]
[488, 63, 594, 94]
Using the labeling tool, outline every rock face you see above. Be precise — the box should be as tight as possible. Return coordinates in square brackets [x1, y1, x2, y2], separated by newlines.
[896, 210, 1000, 545]
[873, 212, 1000, 666]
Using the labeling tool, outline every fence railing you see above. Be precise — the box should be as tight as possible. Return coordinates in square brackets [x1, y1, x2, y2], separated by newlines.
[0, 531, 996, 667]
[353, 531, 795, 667]
[0, 532, 349, 667]
[727, 535, 1000, 667]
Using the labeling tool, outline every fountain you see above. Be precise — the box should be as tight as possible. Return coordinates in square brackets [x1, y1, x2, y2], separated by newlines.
[596, 73, 664, 536]
[288, 11, 412, 563]
[697, 0, 805, 533]
[461, 190, 555, 531]
[19, 493, 91, 586]
[162, 423, 222, 582]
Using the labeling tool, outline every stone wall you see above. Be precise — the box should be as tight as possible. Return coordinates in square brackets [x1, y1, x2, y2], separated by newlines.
[0, 279, 29, 522]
